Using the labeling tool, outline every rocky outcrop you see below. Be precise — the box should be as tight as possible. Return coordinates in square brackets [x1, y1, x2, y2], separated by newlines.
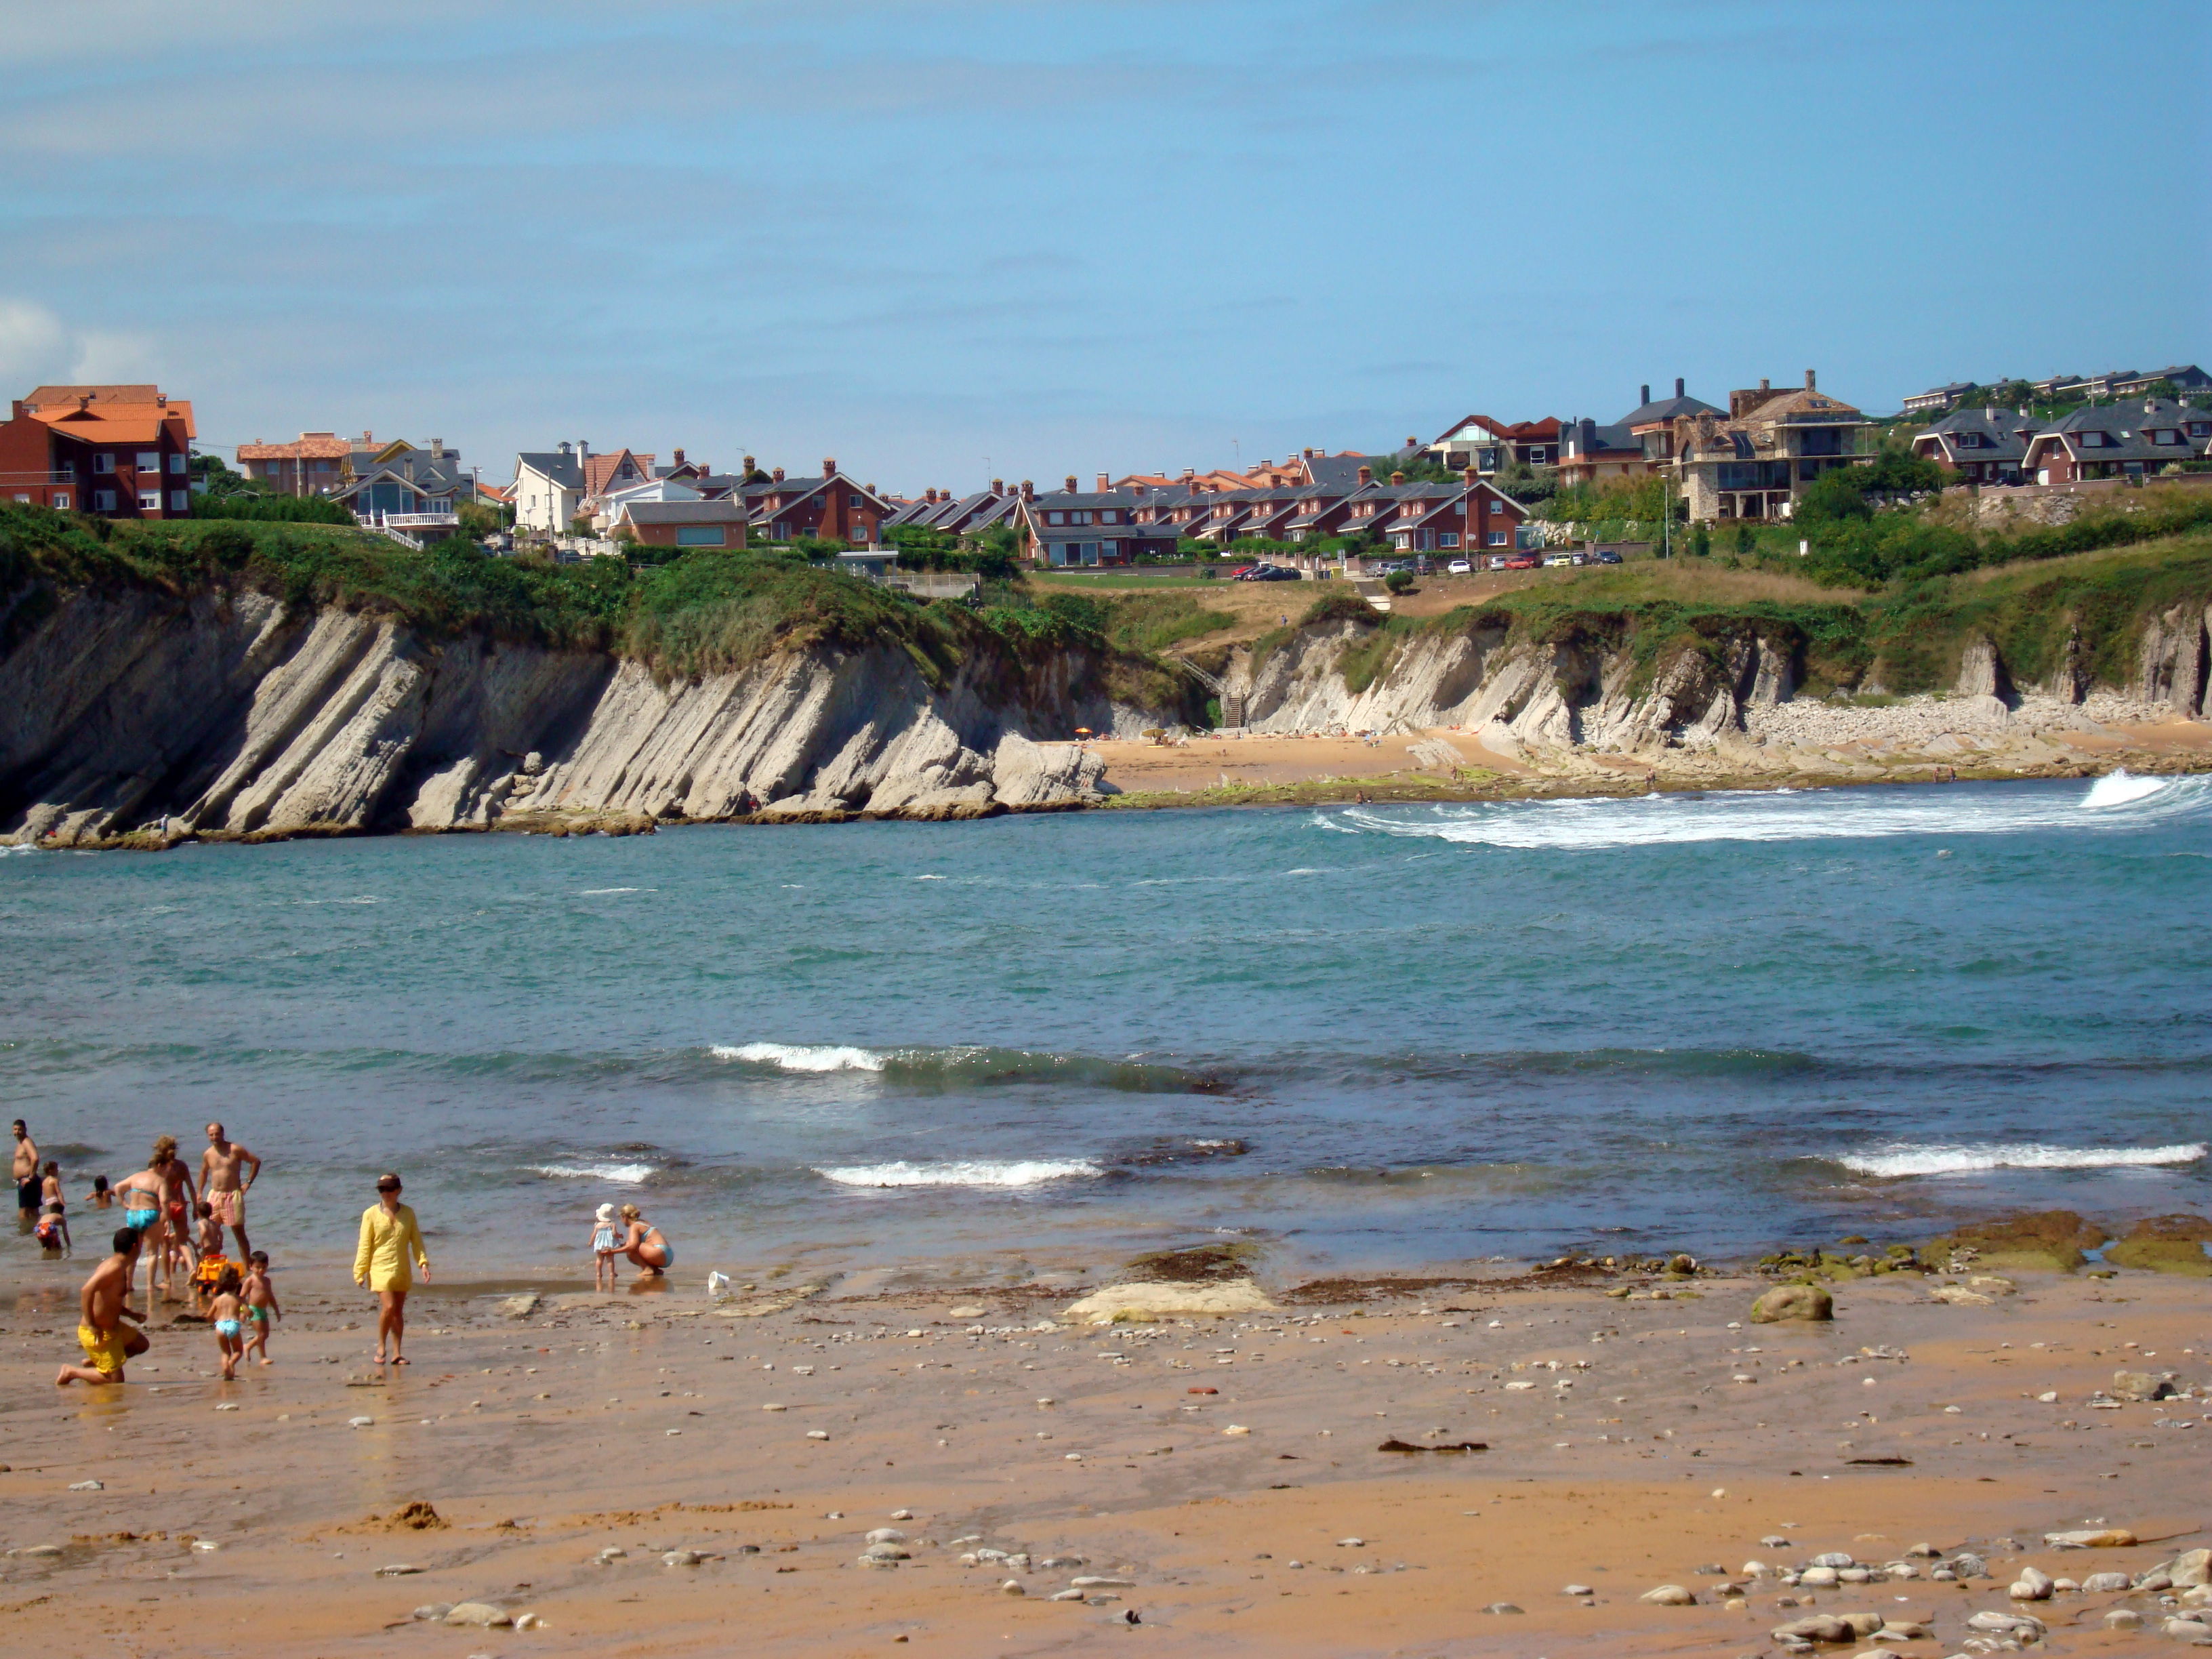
[0, 587, 1174, 846]
[2137, 600, 2210, 718]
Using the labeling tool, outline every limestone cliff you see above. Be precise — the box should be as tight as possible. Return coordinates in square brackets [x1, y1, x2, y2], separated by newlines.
[0, 587, 1176, 846]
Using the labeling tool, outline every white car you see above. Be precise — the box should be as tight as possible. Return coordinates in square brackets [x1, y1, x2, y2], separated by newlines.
[1446, 558, 1471, 575]
[1543, 552, 1574, 567]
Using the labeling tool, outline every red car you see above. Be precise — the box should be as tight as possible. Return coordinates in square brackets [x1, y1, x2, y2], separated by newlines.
[1502, 553, 1542, 570]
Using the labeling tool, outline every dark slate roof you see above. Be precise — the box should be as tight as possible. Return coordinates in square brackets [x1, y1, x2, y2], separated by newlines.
[1914, 405, 2038, 462]
[616, 500, 748, 525]
[1301, 453, 1389, 491]
[516, 449, 584, 489]
[2035, 398, 2212, 462]
[1618, 392, 1722, 426]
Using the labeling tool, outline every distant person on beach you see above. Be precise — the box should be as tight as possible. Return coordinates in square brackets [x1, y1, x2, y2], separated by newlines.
[241, 1250, 279, 1365]
[200, 1122, 261, 1259]
[592, 1202, 620, 1292]
[354, 1172, 430, 1364]
[150, 1135, 199, 1294]
[191, 1202, 232, 1309]
[86, 1174, 114, 1211]
[12, 1119, 38, 1224]
[207, 1265, 245, 1381]
[35, 1162, 68, 1253]
[616, 1204, 673, 1277]
[112, 1156, 168, 1305]
[55, 1228, 148, 1387]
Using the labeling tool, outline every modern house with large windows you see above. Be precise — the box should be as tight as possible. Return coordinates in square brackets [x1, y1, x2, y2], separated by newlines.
[1673, 372, 1874, 523]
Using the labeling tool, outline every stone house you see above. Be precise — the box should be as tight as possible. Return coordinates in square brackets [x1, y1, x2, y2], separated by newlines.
[1673, 372, 1874, 523]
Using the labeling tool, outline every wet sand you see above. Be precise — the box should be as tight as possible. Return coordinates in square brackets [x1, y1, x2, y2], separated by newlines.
[3, 1263, 2204, 1656]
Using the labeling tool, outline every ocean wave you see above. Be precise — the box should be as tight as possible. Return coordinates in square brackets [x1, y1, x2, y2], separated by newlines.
[711, 1042, 886, 1073]
[1323, 773, 2212, 851]
[816, 1158, 1103, 1189]
[529, 1160, 657, 1183]
[1838, 1141, 2208, 1178]
[577, 886, 651, 896]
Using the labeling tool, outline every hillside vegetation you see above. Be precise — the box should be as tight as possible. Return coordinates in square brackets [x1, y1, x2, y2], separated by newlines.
[0, 505, 1197, 710]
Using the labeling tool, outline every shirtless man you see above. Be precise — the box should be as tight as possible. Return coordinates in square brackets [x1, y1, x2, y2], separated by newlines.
[199, 1122, 261, 1258]
[56, 1228, 149, 1385]
[12, 1119, 38, 1227]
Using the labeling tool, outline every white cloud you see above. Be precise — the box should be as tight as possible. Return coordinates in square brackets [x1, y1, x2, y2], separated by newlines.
[0, 300, 153, 389]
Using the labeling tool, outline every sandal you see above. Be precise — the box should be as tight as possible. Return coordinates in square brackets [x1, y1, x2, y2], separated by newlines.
[390, 1355, 409, 1365]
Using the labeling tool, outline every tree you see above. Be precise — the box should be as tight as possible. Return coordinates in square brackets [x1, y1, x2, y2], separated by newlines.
[1794, 468, 1874, 525]
[1689, 523, 1711, 558]
[1382, 569, 1414, 594]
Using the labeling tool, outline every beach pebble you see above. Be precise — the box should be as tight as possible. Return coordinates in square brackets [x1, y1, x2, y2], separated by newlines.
[806, 1430, 830, 1440]
[1071, 1576, 1134, 1589]
[999, 1579, 1025, 1595]
[411, 1604, 453, 1622]
[1967, 1610, 2047, 1639]
[2104, 1607, 2144, 1629]
[514, 1613, 541, 1631]
[1048, 1589, 1085, 1602]
[596, 1547, 626, 1562]
[2081, 1571, 2131, 1593]
[1336, 1538, 1364, 1549]
[861, 1544, 909, 1562]
[888, 1509, 914, 1521]
[1562, 1583, 1595, 1595]
[497, 1294, 539, 1319]
[1950, 1551, 1988, 1579]
[1223, 1425, 1250, 1436]
[1641, 1584, 1696, 1605]
[214, 1402, 240, 1412]
[347, 1416, 373, 1429]
[2045, 1527, 2136, 1548]
[2173, 1548, 2212, 1586]
[1799, 1567, 1840, 1588]
[663, 1550, 703, 1567]
[762, 1403, 787, 1412]
[10, 1544, 64, 1557]
[67, 1480, 104, 1492]
[1811, 1552, 1854, 1569]
[443, 1602, 513, 1628]
[1483, 1602, 1525, 1614]
[866, 1529, 908, 1545]
[947, 1305, 985, 1319]
[2165, 1618, 2212, 1641]
[1762, 1534, 1793, 1548]
[2009, 1565, 2053, 1599]
[375, 1563, 422, 1576]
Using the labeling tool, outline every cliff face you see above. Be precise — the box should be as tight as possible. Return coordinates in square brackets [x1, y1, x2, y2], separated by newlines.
[0, 588, 1168, 846]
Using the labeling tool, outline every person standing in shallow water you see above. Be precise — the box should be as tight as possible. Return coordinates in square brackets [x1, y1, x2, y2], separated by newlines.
[353, 1173, 429, 1364]
[13, 1119, 39, 1227]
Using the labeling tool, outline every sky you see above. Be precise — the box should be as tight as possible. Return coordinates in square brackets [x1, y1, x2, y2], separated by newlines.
[1, 0, 2205, 495]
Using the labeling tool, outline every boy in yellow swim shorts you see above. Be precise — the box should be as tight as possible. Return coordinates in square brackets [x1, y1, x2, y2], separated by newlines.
[57, 1229, 150, 1386]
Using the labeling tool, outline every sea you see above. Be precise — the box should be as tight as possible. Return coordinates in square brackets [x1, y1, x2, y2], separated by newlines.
[3, 773, 2208, 1291]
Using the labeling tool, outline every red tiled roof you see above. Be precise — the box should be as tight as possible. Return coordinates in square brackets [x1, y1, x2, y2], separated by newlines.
[237, 432, 351, 462]
[24, 385, 196, 438]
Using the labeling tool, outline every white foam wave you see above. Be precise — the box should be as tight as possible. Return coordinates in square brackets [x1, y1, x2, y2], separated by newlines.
[817, 1158, 1102, 1189]
[914, 874, 946, 881]
[1839, 1142, 2207, 1178]
[1324, 773, 2211, 851]
[530, 1161, 656, 1184]
[711, 1041, 886, 1073]
[578, 886, 650, 895]
[0, 842, 43, 856]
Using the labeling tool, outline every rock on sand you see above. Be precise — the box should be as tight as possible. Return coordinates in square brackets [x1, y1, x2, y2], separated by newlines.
[1749, 1284, 1832, 1324]
[1061, 1281, 1277, 1322]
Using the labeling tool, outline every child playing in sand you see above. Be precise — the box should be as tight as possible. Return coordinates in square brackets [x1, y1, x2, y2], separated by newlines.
[241, 1250, 279, 1366]
[207, 1265, 245, 1381]
[191, 1202, 232, 1310]
[592, 1202, 619, 1292]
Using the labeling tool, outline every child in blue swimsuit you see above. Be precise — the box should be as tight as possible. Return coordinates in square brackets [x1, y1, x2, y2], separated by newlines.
[592, 1203, 619, 1292]
[208, 1265, 245, 1380]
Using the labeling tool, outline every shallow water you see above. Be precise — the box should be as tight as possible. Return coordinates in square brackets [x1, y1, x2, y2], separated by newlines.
[3, 773, 2207, 1285]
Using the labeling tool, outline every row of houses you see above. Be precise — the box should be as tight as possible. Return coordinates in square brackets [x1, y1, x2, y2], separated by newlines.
[1911, 397, 2212, 485]
[1902, 364, 2210, 414]
[236, 430, 476, 525]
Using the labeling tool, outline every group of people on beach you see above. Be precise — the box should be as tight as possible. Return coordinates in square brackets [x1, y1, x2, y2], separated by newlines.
[18, 1115, 680, 1385]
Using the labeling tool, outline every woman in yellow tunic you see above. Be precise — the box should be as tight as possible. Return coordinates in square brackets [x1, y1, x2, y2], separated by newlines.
[353, 1172, 429, 1364]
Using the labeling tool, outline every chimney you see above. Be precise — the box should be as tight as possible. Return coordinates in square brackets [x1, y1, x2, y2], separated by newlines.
[1640, 385, 1650, 407]
[9, 400, 21, 419]
[741, 455, 756, 474]
[1463, 466, 1479, 485]
[1805, 369, 1816, 390]
[362, 429, 373, 443]
[673, 447, 685, 466]
[1406, 436, 1418, 449]
[990, 478, 1004, 494]
[156, 393, 167, 407]
[1096, 472, 1110, 493]
[1065, 474, 1078, 493]
[1357, 466, 1373, 486]
[823, 457, 837, 477]
[430, 438, 445, 459]
[1180, 466, 1195, 480]
[1390, 470, 1406, 485]
[1019, 479, 1034, 501]
[1674, 377, 1684, 399]
[558, 440, 571, 455]
[1133, 483, 1148, 497]
[772, 466, 785, 482]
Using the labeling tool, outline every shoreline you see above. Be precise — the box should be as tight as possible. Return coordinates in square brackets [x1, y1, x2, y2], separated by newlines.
[5, 1244, 2205, 1656]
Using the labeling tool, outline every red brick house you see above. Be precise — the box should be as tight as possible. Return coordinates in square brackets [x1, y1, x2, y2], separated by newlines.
[0, 384, 197, 518]
[738, 459, 893, 545]
[1356, 471, 1529, 556]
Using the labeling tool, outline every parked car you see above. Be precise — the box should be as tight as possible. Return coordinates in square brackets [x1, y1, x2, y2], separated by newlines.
[1595, 549, 1622, 565]
[1446, 558, 1471, 575]
[1486, 554, 1511, 571]
[1503, 553, 1541, 570]
[1229, 564, 1258, 580]
[1543, 553, 1574, 568]
[1250, 564, 1300, 581]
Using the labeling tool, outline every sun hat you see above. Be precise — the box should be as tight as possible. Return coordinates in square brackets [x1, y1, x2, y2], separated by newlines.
[595, 1202, 615, 1223]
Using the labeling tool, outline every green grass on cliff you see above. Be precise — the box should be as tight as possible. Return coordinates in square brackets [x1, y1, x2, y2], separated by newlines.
[0, 506, 1204, 716]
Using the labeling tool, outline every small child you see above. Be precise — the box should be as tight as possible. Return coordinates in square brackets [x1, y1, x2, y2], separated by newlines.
[208, 1266, 245, 1381]
[591, 1202, 619, 1292]
[191, 1202, 232, 1310]
[241, 1250, 280, 1366]
[35, 1161, 69, 1253]
[85, 1174, 114, 1210]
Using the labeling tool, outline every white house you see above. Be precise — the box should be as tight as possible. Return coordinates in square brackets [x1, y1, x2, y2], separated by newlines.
[512, 442, 588, 534]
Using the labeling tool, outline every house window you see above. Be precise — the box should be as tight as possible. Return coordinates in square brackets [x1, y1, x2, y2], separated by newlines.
[95, 453, 115, 474]
[1100, 540, 1118, 555]
[169, 452, 186, 474]
[169, 490, 188, 512]
[53, 492, 70, 509]
[849, 494, 863, 508]
[1073, 511, 1091, 525]
[1487, 531, 1509, 546]
[138, 491, 161, 511]
[1100, 510, 1118, 524]
[675, 525, 726, 546]
[94, 489, 116, 510]
[136, 451, 158, 472]
[1048, 511, 1065, 525]
[1437, 532, 1459, 548]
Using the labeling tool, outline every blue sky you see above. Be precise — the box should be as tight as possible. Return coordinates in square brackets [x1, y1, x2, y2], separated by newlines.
[1, 1, 2205, 493]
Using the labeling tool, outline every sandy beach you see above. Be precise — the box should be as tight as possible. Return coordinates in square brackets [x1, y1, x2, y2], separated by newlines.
[5, 1252, 2205, 1657]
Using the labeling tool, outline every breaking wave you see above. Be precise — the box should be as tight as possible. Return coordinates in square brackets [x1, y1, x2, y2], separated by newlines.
[1324, 772, 2212, 851]
[816, 1159, 1103, 1189]
[712, 1042, 886, 1073]
[1837, 1141, 2207, 1178]
[529, 1160, 657, 1184]
[709, 1042, 1220, 1092]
